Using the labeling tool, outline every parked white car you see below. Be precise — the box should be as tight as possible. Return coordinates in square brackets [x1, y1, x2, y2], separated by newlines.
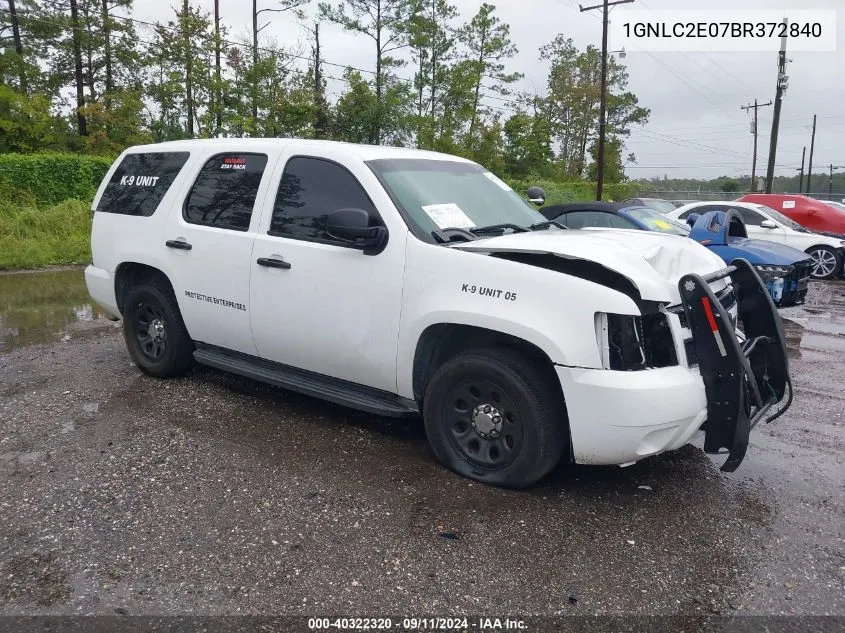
[667, 201, 845, 279]
[85, 139, 792, 487]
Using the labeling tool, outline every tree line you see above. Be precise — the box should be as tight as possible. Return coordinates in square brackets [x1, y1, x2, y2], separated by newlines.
[0, 0, 649, 182]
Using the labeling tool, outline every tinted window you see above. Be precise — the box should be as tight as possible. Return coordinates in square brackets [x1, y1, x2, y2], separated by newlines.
[184, 153, 268, 231]
[733, 206, 764, 226]
[97, 152, 189, 216]
[565, 211, 636, 229]
[270, 157, 378, 241]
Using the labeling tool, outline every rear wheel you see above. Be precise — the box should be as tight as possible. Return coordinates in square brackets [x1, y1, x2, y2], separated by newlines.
[422, 348, 567, 488]
[805, 245, 842, 280]
[123, 279, 194, 378]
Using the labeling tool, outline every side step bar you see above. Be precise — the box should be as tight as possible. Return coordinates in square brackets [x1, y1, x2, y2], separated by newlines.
[193, 344, 419, 418]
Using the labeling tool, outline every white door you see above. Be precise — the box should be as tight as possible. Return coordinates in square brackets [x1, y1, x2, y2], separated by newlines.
[249, 150, 407, 393]
[163, 151, 275, 355]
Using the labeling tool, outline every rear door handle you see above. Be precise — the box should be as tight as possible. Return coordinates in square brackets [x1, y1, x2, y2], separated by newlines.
[257, 257, 291, 270]
[166, 240, 192, 251]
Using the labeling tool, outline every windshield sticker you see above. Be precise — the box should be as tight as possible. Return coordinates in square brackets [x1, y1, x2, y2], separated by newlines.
[654, 219, 672, 230]
[422, 203, 476, 229]
[782, 200, 796, 209]
[483, 171, 512, 191]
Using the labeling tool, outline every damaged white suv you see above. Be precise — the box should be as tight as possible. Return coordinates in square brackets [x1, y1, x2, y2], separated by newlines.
[86, 139, 792, 487]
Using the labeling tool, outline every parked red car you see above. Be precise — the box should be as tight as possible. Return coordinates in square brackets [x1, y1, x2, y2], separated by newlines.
[738, 194, 845, 237]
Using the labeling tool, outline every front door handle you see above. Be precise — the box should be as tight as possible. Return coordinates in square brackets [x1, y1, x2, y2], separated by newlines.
[166, 240, 192, 251]
[257, 257, 291, 270]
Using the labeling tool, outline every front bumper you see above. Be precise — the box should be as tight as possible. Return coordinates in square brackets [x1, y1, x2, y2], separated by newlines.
[558, 364, 709, 466]
[678, 258, 793, 471]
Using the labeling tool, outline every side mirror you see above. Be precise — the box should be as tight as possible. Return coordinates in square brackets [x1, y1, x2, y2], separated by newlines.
[526, 186, 545, 207]
[686, 212, 701, 227]
[760, 219, 777, 229]
[326, 208, 388, 254]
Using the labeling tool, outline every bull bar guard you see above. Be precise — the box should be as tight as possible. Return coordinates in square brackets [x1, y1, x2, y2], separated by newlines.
[678, 258, 793, 472]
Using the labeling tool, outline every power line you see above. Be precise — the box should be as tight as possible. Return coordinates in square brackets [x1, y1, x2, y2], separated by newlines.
[20, 0, 525, 112]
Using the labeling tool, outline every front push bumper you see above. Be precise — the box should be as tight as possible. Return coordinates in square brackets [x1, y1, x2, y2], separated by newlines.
[678, 258, 793, 472]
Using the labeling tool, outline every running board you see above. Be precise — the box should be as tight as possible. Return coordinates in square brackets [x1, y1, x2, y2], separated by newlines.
[193, 345, 419, 418]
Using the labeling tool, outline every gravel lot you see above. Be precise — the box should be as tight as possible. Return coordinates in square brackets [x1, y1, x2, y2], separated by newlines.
[0, 269, 843, 626]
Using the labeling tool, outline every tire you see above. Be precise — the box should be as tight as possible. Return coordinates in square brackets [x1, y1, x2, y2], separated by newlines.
[122, 278, 195, 378]
[805, 245, 842, 280]
[422, 347, 567, 488]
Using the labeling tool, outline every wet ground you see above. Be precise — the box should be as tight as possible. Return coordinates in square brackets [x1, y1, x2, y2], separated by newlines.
[0, 269, 842, 622]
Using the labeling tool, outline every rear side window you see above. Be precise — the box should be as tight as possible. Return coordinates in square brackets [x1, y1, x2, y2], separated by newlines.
[269, 156, 378, 242]
[96, 152, 189, 216]
[184, 153, 268, 231]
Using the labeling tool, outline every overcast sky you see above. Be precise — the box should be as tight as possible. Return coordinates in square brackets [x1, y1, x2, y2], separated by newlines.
[132, 0, 844, 181]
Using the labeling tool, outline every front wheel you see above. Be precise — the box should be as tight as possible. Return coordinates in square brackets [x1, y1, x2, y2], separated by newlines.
[422, 348, 567, 488]
[805, 245, 842, 280]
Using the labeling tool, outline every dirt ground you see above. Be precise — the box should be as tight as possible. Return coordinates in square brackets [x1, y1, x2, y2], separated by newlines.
[0, 269, 842, 628]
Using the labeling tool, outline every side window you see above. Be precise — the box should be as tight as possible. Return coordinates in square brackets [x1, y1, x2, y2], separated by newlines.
[184, 153, 268, 231]
[606, 214, 637, 229]
[97, 152, 189, 216]
[269, 156, 379, 242]
[566, 211, 631, 229]
[733, 206, 764, 226]
[563, 211, 592, 229]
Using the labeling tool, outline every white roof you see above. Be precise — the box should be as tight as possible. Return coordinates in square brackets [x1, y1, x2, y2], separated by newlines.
[124, 137, 473, 164]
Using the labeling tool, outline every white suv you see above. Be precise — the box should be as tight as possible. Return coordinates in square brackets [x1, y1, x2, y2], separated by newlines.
[85, 139, 792, 487]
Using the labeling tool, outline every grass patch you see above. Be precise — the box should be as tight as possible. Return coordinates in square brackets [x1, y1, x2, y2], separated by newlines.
[0, 199, 92, 269]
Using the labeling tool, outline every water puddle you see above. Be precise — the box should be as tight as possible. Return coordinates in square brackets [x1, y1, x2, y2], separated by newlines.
[0, 268, 107, 352]
[780, 279, 845, 360]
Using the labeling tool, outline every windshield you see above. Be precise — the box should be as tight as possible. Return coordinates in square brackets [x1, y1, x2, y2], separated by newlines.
[624, 207, 690, 235]
[367, 158, 545, 238]
[751, 204, 806, 230]
[826, 201, 845, 213]
[641, 199, 680, 214]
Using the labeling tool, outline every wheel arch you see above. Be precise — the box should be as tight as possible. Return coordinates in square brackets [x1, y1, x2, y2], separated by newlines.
[411, 323, 565, 405]
[114, 262, 176, 315]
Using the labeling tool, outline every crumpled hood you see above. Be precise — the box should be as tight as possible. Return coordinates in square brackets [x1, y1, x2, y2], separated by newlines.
[452, 228, 727, 303]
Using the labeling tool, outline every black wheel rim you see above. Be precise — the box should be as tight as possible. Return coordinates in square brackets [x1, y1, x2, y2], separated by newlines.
[442, 379, 523, 471]
[134, 300, 168, 361]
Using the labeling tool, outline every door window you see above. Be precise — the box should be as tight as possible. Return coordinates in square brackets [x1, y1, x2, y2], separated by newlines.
[183, 153, 268, 231]
[269, 156, 379, 243]
[565, 211, 636, 229]
[732, 206, 765, 226]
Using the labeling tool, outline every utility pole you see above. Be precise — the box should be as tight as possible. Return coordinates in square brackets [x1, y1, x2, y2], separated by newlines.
[579, 0, 635, 201]
[183, 0, 194, 137]
[214, 0, 222, 136]
[829, 164, 840, 200]
[806, 115, 816, 194]
[7, 0, 27, 93]
[69, 0, 87, 136]
[797, 146, 805, 193]
[764, 18, 788, 193]
[252, 0, 259, 129]
[741, 99, 772, 192]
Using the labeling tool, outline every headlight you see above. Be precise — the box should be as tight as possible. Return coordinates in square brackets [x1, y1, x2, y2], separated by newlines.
[753, 264, 792, 282]
[595, 312, 678, 370]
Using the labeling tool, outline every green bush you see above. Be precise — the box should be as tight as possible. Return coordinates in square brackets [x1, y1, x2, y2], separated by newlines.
[0, 199, 92, 269]
[0, 153, 113, 207]
[506, 178, 638, 205]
